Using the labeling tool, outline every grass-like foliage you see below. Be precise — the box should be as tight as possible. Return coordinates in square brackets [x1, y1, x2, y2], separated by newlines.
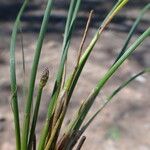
[10, 0, 150, 150]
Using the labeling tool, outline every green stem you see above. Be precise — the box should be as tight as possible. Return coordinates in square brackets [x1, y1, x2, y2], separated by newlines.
[10, 0, 29, 149]
[81, 68, 150, 133]
[28, 85, 43, 150]
[95, 27, 150, 93]
[28, 68, 49, 150]
[21, 0, 54, 149]
[67, 0, 129, 102]
[68, 27, 150, 133]
[113, 3, 150, 64]
[38, 1, 81, 149]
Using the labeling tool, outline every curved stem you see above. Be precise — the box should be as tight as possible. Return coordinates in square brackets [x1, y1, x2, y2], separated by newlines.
[10, 0, 29, 149]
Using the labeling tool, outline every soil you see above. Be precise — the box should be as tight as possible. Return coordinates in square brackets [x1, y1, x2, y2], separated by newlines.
[0, 0, 150, 150]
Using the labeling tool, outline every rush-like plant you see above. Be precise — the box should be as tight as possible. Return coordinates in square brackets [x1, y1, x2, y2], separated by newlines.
[10, 0, 150, 150]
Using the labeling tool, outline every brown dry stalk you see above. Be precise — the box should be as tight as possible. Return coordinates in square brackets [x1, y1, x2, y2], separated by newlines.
[45, 92, 68, 150]
[52, 91, 66, 128]
[77, 10, 94, 65]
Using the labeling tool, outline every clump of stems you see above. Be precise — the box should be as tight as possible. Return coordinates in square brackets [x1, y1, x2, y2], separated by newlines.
[9, 0, 150, 150]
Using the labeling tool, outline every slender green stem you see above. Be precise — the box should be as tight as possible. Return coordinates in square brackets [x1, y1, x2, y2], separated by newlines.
[38, 2, 127, 148]
[28, 68, 49, 150]
[28, 86, 43, 150]
[95, 27, 150, 93]
[10, 0, 29, 149]
[38, 1, 81, 149]
[66, 0, 129, 103]
[66, 68, 150, 144]
[67, 27, 150, 133]
[113, 3, 150, 64]
[60, 26, 150, 150]
[21, 0, 54, 149]
[80, 68, 150, 134]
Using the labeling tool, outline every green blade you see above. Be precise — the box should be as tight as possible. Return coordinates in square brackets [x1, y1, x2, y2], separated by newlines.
[10, 0, 29, 149]
[81, 68, 150, 133]
[67, 26, 150, 133]
[66, 0, 129, 105]
[38, 1, 82, 149]
[28, 68, 49, 150]
[21, 0, 54, 149]
[113, 3, 150, 64]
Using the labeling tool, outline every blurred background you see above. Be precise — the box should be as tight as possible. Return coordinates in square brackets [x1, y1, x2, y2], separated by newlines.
[0, 0, 150, 149]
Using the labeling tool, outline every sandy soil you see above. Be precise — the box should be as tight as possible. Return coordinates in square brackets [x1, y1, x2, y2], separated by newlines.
[0, 1, 150, 150]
